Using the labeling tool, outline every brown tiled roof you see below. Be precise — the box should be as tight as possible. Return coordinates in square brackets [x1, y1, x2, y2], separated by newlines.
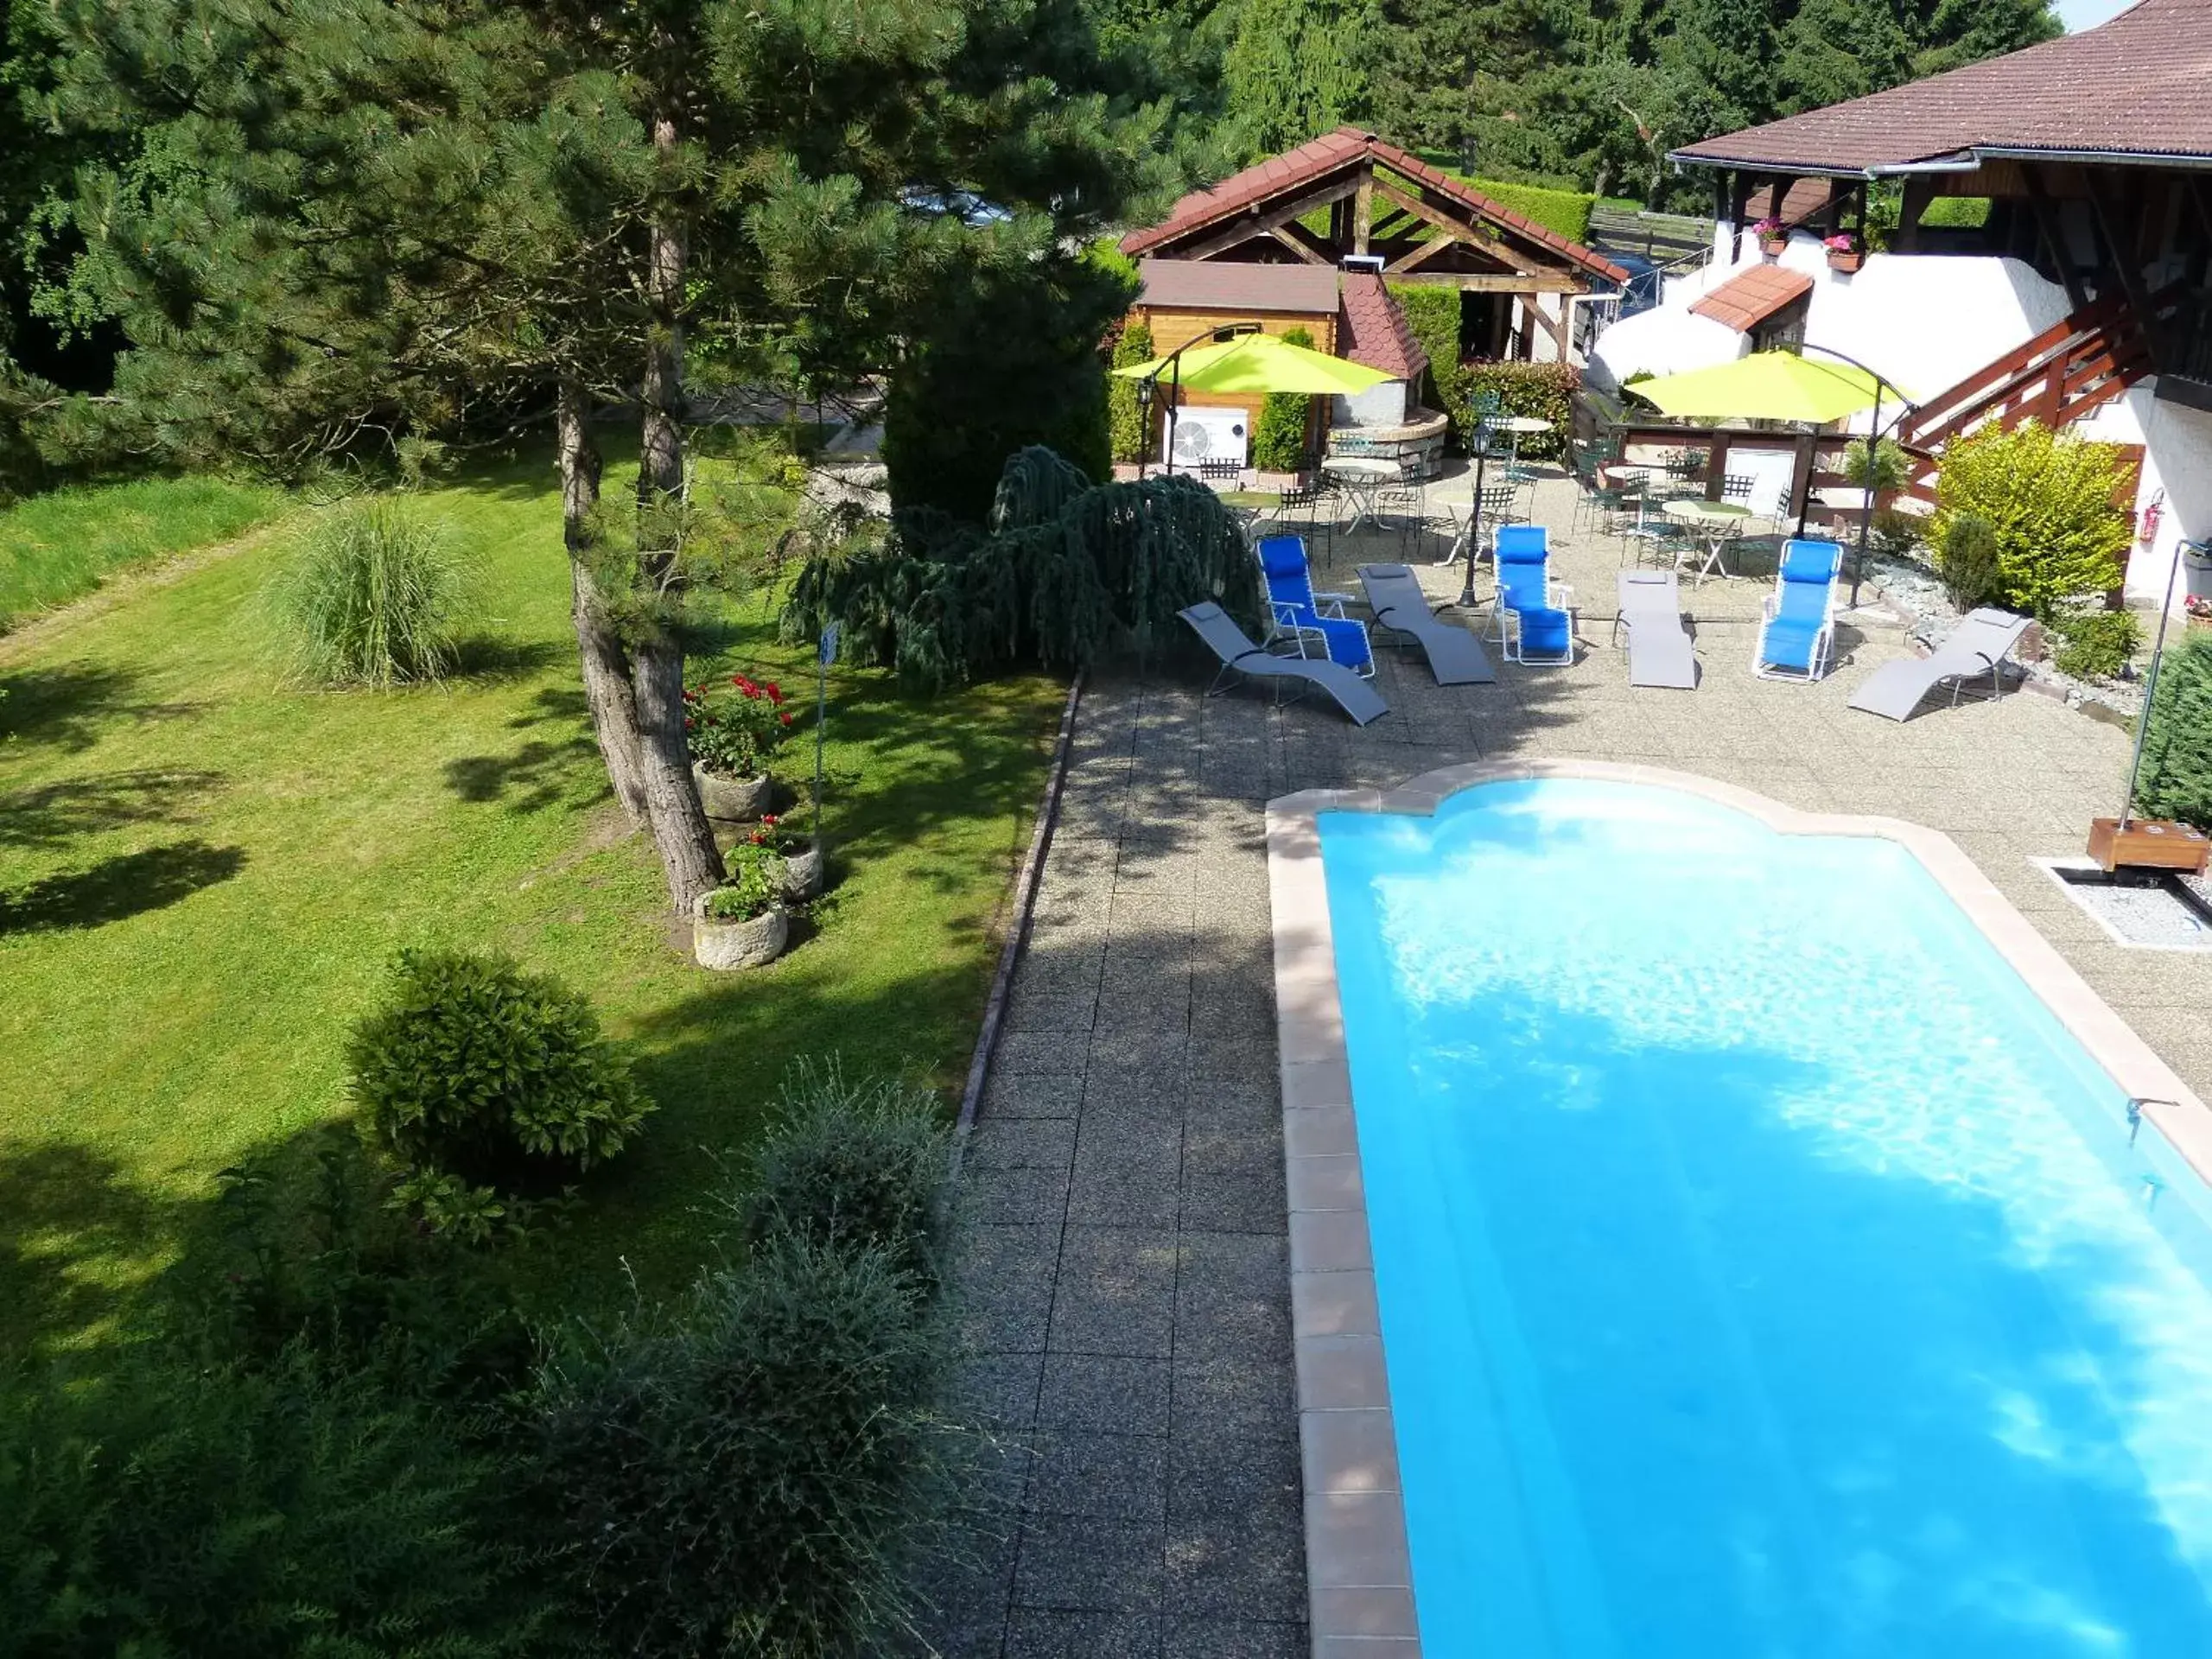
[1121, 127, 1629, 283]
[1689, 265, 1815, 334]
[1135, 259, 1340, 315]
[1335, 272, 1428, 380]
[1674, 0, 2212, 175]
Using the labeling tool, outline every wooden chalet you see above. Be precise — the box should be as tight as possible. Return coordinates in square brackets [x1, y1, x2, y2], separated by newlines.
[1120, 128, 1629, 366]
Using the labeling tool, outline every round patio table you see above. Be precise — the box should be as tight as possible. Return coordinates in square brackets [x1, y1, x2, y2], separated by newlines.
[1487, 414, 1553, 480]
[1321, 455, 1401, 535]
[1662, 498, 1754, 585]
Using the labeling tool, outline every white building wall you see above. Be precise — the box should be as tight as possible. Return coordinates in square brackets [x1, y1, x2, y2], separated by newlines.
[1588, 226, 2212, 614]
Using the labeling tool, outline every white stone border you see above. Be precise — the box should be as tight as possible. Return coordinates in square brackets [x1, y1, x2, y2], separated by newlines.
[1267, 758, 2212, 1658]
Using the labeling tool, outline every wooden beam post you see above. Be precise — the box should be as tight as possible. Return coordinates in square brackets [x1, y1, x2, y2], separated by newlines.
[2085, 165, 2166, 360]
[1788, 429, 1816, 526]
[2024, 166, 2088, 313]
[1897, 178, 1934, 255]
[1354, 177, 1373, 256]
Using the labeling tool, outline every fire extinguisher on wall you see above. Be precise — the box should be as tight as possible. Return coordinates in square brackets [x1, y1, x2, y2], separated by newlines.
[2139, 487, 2164, 545]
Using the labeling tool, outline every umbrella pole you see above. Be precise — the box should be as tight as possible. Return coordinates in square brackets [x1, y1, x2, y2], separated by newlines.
[1166, 356, 1182, 477]
[1850, 385, 1880, 610]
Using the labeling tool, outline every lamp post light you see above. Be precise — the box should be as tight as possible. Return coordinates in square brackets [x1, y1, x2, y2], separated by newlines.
[1446, 421, 1500, 613]
[1134, 375, 1156, 480]
[1136, 321, 1260, 480]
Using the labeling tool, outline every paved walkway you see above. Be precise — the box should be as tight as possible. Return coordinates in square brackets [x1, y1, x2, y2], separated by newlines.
[928, 473, 2212, 1656]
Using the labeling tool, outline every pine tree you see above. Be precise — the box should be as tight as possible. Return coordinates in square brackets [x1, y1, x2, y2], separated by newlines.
[41, 0, 1179, 912]
[1221, 0, 1382, 159]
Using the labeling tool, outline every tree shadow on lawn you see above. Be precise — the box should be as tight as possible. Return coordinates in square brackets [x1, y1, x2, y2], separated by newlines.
[0, 768, 226, 849]
[442, 686, 608, 813]
[0, 661, 201, 754]
[0, 1140, 197, 1363]
[0, 840, 246, 935]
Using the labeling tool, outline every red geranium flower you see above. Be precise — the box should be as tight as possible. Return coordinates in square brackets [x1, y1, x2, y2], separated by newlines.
[779, 711, 792, 725]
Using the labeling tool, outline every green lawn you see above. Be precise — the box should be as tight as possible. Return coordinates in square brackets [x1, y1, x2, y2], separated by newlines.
[0, 451, 1060, 1357]
[0, 475, 285, 630]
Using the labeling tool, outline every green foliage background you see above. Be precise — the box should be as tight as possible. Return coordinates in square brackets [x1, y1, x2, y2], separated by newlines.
[1389, 283, 1465, 431]
[1929, 421, 2133, 620]
[1251, 326, 1316, 472]
[1464, 361, 1578, 460]
[1109, 319, 1155, 465]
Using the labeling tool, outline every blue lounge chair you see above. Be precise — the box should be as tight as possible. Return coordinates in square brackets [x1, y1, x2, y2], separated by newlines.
[1257, 535, 1375, 678]
[1179, 602, 1389, 726]
[1753, 538, 1844, 683]
[1493, 524, 1576, 665]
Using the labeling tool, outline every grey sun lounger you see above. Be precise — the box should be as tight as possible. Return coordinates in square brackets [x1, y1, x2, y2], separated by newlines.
[1180, 601, 1389, 726]
[1613, 569, 1698, 690]
[1357, 563, 1497, 685]
[1847, 607, 2031, 721]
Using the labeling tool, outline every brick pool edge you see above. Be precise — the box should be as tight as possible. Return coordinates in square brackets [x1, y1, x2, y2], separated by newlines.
[1266, 758, 2212, 1658]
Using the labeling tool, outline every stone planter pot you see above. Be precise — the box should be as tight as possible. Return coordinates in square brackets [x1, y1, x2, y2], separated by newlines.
[691, 893, 788, 970]
[1827, 249, 1864, 274]
[779, 844, 824, 902]
[693, 762, 771, 821]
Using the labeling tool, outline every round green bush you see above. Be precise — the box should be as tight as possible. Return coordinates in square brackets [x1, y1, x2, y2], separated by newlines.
[347, 948, 652, 1192]
[738, 1058, 952, 1285]
[1938, 512, 2004, 611]
[2050, 607, 2142, 682]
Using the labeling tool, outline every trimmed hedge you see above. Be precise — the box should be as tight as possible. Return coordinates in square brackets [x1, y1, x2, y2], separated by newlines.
[1407, 154, 1597, 245]
[1463, 362, 1577, 461]
[1921, 197, 1992, 229]
[2136, 630, 2212, 829]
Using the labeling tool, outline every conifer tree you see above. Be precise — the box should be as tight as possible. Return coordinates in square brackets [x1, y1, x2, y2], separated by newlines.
[40, 0, 1179, 912]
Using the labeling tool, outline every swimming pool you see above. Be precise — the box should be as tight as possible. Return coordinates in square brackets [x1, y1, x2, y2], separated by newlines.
[1311, 774, 2212, 1657]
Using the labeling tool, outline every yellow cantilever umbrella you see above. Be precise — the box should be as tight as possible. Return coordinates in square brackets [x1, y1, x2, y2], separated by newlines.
[1113, 330, 1394, 397]
[1629, 350, 1908, 423]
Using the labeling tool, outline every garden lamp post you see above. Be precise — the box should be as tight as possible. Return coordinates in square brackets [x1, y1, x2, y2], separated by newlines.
[1445, 421, 1500, 613]
[1135, 322, 1260, 480]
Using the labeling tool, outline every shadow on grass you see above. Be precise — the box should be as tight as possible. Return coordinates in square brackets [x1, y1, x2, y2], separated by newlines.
[0, 661, 200, 753]
[442, 686, 606, 811]
[0, 840, 246, 935]
[0, 1141, 194, 1362]
[448, 636, 566, 683]
[0, 768, 226, 849]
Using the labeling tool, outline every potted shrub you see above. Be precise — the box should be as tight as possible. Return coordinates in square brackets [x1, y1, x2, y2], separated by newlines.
[1752, 217, 1787, 256]
[685, 671, 796, 820]
[1824, 232, 1864, 274]
[2186, 594, 2212, 634]
[747, 811, 823, 902]
[692, 842, 788, 969]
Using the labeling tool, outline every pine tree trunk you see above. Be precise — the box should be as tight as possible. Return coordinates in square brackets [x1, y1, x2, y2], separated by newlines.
[558, 381, 652, 827]
[624, 115, 724, 916]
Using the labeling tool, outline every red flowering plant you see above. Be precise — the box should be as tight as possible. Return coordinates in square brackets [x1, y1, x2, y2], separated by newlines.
[683, 671, 795, 778]
[2186, 593, 2212, 620]
[1822, 232, 1858, 254]
[745, 810, 811, 855]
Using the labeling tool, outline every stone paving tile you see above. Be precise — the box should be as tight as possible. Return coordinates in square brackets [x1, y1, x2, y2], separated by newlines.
[1014, 1513, 1166, 1614]
[930, 469, 2210, 1656]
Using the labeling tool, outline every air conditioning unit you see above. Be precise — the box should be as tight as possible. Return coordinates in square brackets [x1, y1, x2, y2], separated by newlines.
[1166, 406, 1250, 467]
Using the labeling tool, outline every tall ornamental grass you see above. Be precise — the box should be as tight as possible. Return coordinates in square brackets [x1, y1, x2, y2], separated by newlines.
[272, 499, 473, 686]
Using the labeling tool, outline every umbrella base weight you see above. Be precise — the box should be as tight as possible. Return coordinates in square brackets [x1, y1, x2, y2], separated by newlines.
[2087, 817, 2211, 875]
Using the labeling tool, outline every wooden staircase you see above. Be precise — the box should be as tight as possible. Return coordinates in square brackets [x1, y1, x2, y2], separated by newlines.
[1894, 289, 2165, 499]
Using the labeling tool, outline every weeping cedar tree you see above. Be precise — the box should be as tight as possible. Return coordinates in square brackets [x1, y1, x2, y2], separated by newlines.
[783, 445, 1261, 690]
[38, 0, 1185, 913]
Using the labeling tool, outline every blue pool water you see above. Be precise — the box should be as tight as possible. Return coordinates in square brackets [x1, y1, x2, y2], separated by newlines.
[1318, 780, 2212, 1658]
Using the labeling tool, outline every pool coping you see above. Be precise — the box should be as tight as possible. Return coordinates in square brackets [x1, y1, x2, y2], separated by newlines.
[1265, 758, 2212, 1658]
